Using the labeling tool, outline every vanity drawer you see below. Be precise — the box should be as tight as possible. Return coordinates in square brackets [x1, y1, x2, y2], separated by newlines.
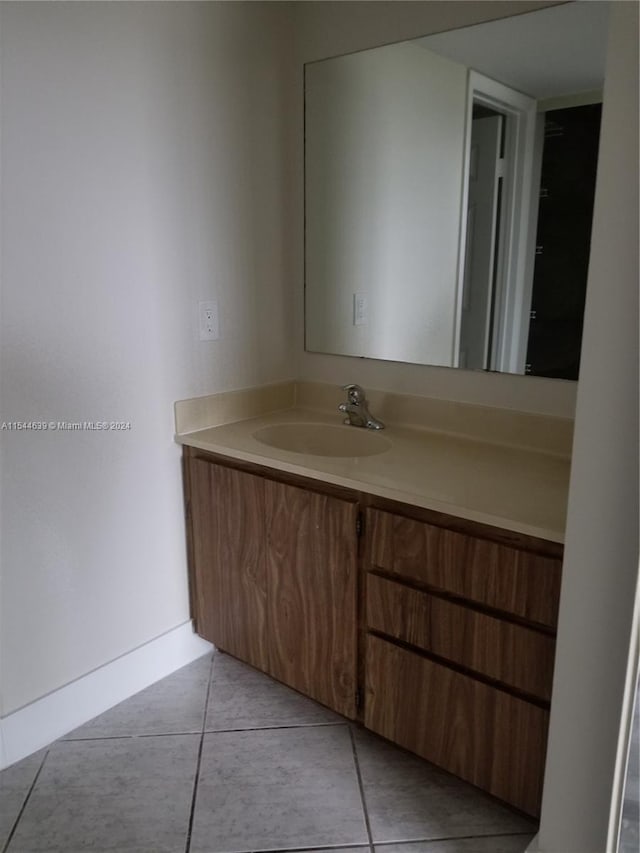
[364, 634, 548, 816]
[366, 573, 555, 701]
[368, 508, 562, 628]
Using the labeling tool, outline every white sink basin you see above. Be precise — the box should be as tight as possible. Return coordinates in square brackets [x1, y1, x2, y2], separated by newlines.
[252, 423, 391, 458]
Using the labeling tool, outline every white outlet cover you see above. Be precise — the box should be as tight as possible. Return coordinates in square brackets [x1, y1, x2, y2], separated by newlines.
[199, 300, 219, 341]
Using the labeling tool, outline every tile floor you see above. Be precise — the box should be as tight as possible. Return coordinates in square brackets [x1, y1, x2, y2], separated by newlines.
[619, 680, 639, 853]
[0, 652, 536, 853]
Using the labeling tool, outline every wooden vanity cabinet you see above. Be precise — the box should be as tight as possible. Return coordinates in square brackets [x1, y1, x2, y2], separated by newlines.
[363, 506, 563, 816]
[184, 448, 359, 719]
[183, 448, 563, 817]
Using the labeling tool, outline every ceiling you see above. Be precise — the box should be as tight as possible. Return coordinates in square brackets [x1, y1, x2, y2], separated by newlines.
[416, 2, 609, 100]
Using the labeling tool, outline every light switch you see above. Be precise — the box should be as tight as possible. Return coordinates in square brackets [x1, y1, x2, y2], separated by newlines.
[353, 292, 368, 326]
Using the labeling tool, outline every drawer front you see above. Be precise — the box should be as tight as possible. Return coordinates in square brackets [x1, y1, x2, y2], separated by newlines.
[368, 508, 562, 628]
[367, 574, 555, 701]
[365, 634, 548, 816]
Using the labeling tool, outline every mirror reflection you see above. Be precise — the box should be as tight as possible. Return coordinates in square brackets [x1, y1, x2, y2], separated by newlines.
[304, 2, 609, 379]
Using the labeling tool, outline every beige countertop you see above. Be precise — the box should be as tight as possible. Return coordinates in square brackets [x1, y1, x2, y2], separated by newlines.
[176, 403, 570, 543]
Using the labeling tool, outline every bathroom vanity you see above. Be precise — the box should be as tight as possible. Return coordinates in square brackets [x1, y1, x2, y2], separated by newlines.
[176, 381, 570, 819]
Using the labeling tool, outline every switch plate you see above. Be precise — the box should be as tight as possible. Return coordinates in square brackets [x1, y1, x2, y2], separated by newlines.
[199, 300, 219, 341]
[353, 292, 368, 326]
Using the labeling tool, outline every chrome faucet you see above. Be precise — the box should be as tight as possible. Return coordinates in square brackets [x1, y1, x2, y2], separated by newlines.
[338, 384, 385, 430]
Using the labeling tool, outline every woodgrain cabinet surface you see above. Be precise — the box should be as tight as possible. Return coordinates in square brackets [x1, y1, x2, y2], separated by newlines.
[366, 573, 555, 701]
[369, 508, 562, 629]
[185, 450, 359, 718]
[364, 505, 560, 816]
[183, 447, 562, 818]
[365, 634, 549, 816]
[189, 458, 268, 671]
[265, 478, 358, 717]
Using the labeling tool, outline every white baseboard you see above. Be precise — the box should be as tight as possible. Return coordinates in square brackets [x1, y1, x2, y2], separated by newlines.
[0, 621, 213, 770]
[0, 718, 7, 770]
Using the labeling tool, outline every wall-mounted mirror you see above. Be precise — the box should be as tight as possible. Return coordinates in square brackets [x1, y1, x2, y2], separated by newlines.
[304, 2, 609, 380]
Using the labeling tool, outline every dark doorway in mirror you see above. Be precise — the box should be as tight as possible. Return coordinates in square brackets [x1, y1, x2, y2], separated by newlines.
[526, 103, 602, 380]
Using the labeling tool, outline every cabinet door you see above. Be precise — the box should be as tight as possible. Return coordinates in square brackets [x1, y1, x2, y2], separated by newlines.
[265, 480, 359, 719]
[188, 458, 268, 671]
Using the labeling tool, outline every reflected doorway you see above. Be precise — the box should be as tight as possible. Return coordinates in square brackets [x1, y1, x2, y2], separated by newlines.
[525, 103, 602, 380]
[459, 93, 602, 378]
[459, 105, 504, 370]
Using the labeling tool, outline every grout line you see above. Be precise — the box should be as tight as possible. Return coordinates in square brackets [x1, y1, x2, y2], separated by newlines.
[184, 654, 215, 853]
[62, 730, 203, 742]
[372, 831, 537, 847]
[63, 730, 202, 742]
[348, 726, 375, 852]
[1, 749, 49, 853]
[203, 721, 347, 734]
[258, 846, 371, 853]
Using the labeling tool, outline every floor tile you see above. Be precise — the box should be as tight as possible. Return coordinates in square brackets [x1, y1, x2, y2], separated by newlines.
[353, 728, 535, 844]
[6, 735, 199, 852]
[619, 682, 639, 853]
[205, 652, 341, 731]
[374, 835, 534, 852]
[0, 752, 45, 850]
[300, 848, 370, 853]
[294, 849, 370, 853]
[620, 817, 639, 853]
[190, 725, 368, 852]
[65, 653, 212, 739]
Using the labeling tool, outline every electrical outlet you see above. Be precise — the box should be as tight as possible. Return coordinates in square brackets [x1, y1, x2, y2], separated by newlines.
[199, 300, 219, 341]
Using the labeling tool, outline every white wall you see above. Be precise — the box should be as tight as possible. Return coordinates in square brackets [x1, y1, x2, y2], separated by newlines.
[294, 0, 577, 417]
[535, 2, 639, 850]
[0, 2, 293, 716]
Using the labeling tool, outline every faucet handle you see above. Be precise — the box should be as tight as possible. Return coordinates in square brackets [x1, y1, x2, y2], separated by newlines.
[342, 383, 366, 404]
